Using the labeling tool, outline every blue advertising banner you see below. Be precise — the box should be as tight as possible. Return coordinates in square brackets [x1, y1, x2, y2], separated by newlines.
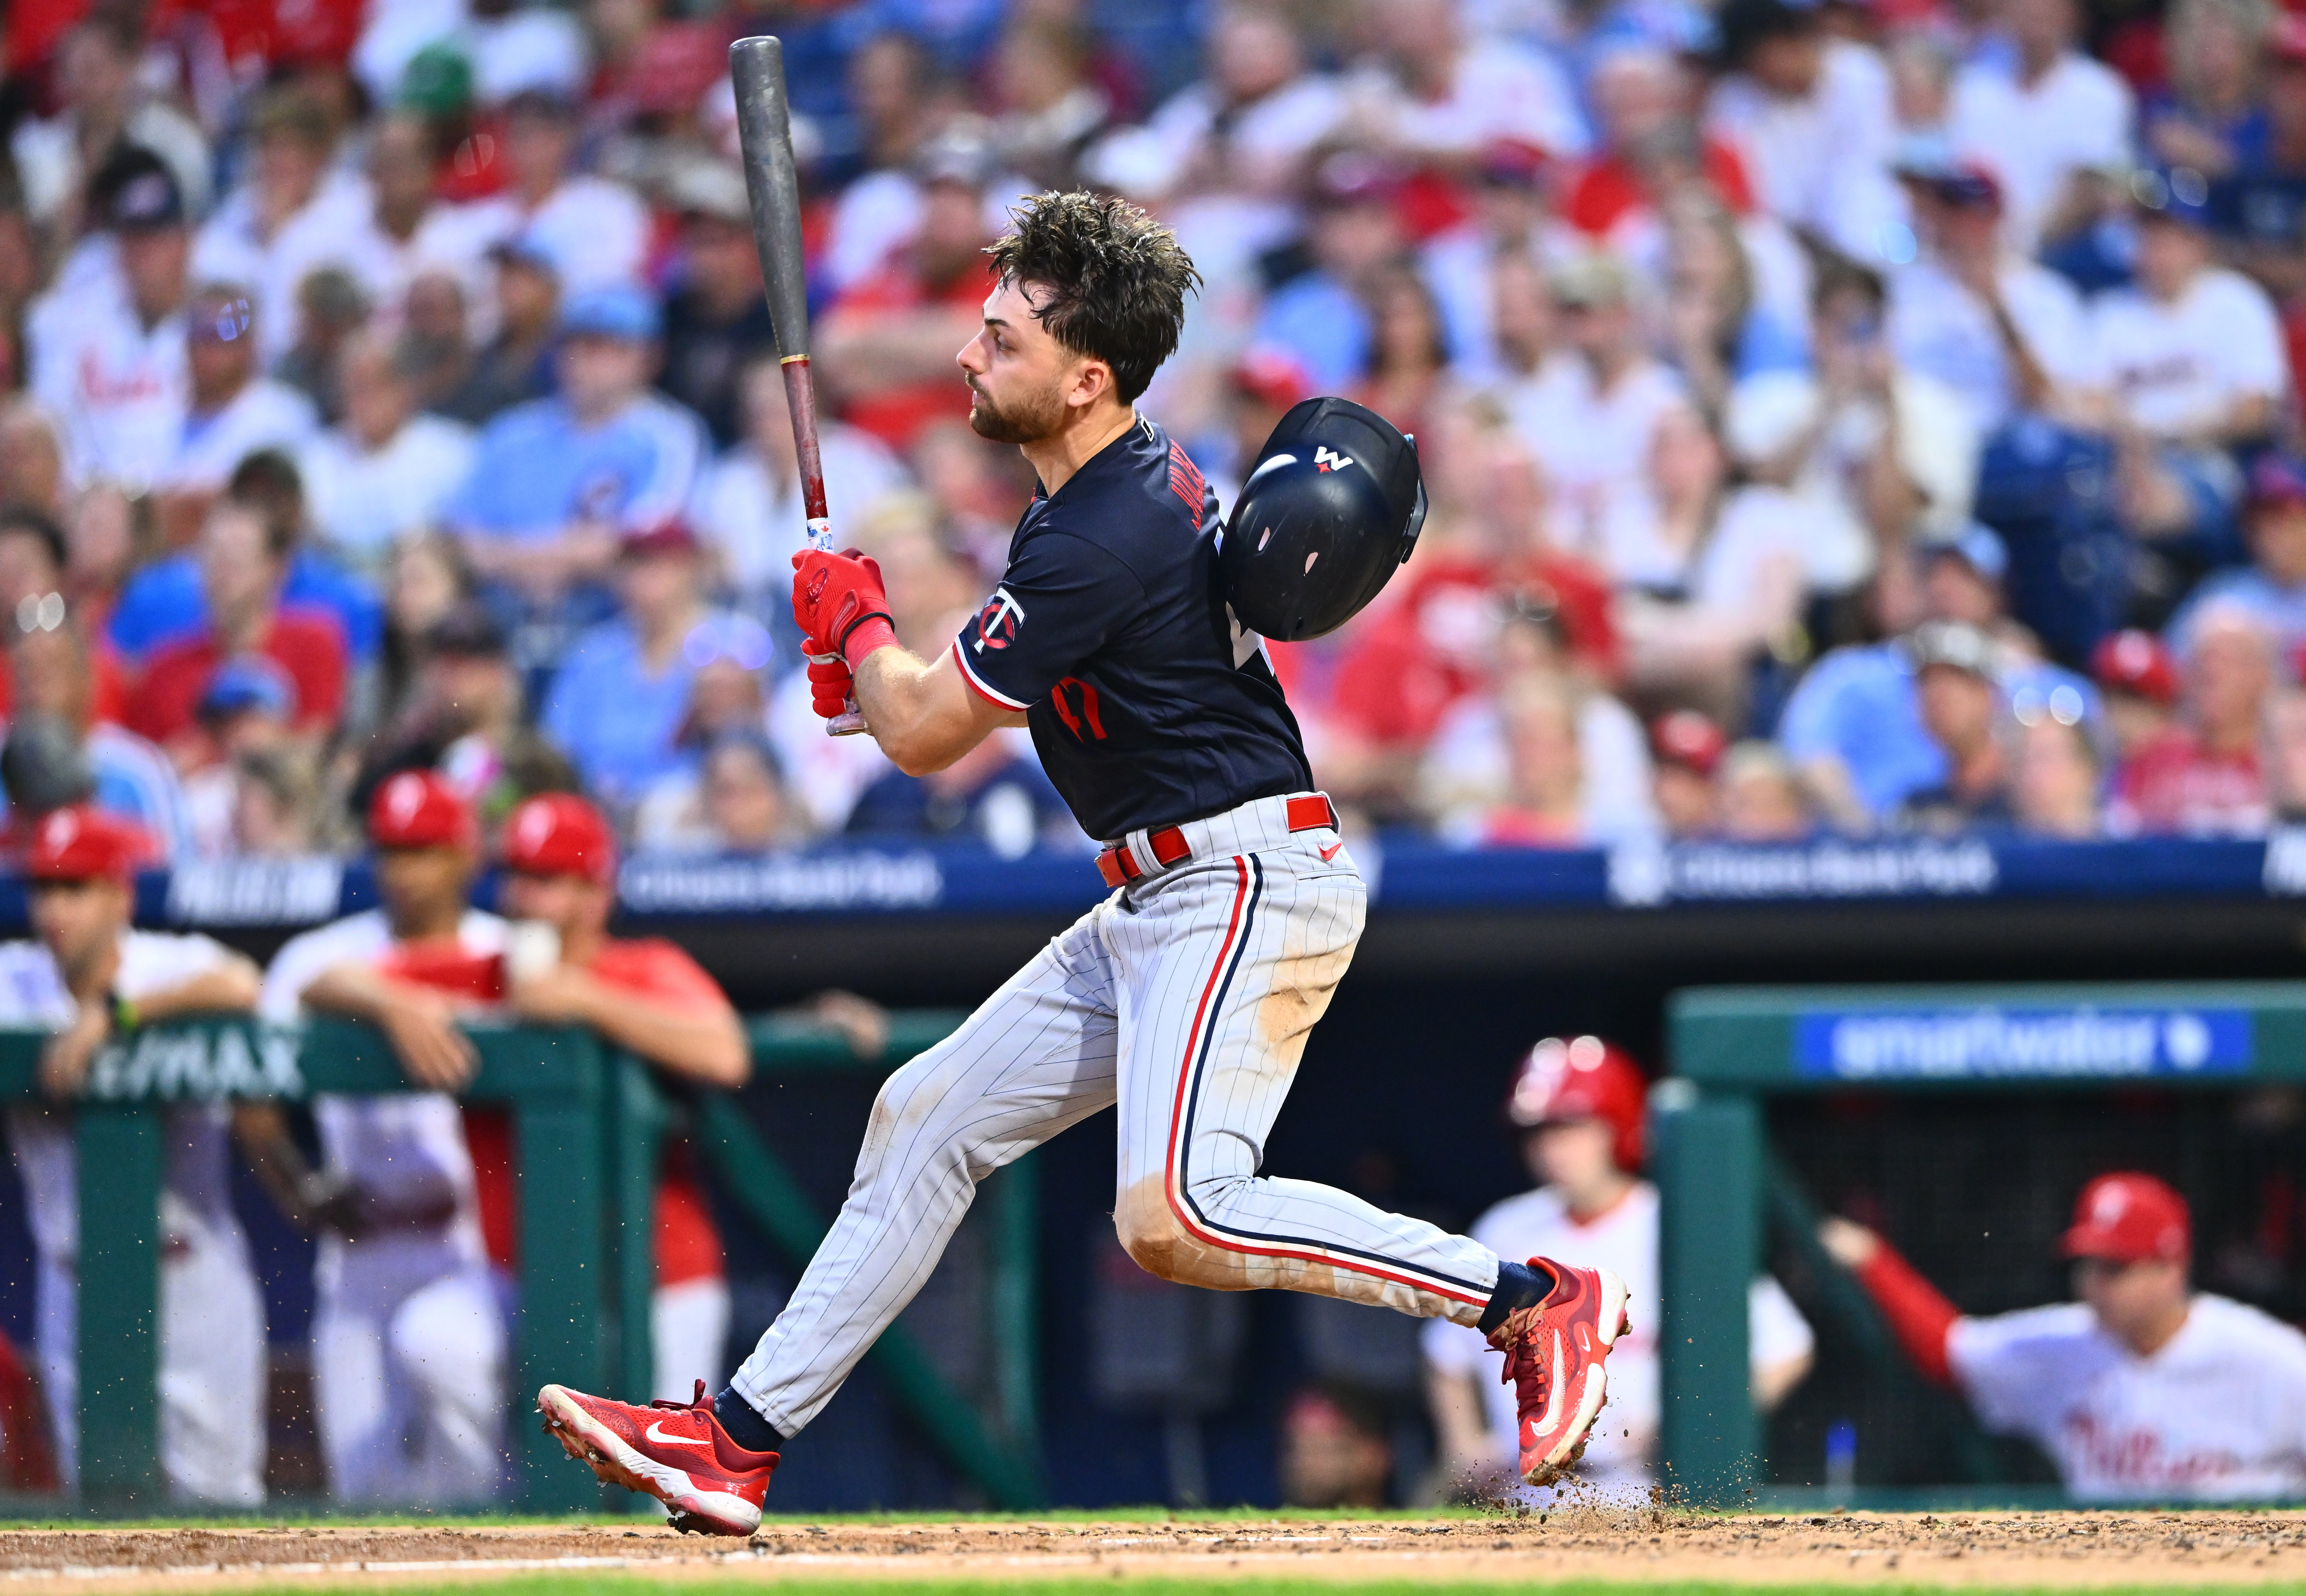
[1791, 1006, 2255, 1081]
[0, 827, 2294, 932]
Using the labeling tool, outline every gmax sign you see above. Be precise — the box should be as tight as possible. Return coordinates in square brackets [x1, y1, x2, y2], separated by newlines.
[84, 1024, 305, 1101]
[1792, 1006, 2253, 1081]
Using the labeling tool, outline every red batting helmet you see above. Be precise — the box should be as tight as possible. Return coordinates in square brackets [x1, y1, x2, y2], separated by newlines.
[23, 806, 150, 883]
[2059, 1172, 2191, 1264]
[1504, 1035, 1649, 1172]
[367, 770, 476, 851]
[500, 792, 618, 886]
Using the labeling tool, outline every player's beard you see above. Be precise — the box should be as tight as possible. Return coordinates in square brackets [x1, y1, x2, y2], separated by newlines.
[967, 375, 1065, 445]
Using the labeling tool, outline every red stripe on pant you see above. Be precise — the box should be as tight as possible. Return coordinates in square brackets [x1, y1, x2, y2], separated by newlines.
[1158, 855, 1488, 1308]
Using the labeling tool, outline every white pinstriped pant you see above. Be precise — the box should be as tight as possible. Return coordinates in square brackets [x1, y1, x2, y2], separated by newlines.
[731, 793, 1501, 1436]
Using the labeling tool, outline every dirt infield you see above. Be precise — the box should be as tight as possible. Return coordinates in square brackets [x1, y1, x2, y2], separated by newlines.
[0, 1511, 2300, 1592]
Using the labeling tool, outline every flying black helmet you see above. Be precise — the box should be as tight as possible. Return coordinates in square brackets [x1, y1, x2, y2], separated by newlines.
[1218, 396, 1426, 642]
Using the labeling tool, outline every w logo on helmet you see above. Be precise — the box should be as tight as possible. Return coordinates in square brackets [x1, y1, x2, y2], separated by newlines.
[1314, 446, 1354, 473]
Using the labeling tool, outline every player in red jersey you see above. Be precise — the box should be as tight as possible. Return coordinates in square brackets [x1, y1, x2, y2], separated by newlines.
[495, 792, 748, 1406]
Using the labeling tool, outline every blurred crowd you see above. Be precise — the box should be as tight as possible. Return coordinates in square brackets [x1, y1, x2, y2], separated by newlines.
[5, 0, 2306, 856]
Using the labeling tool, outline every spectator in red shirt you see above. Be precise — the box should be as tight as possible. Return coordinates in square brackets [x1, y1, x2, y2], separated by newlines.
[818, 139, 1000, 451]
[2093, 627, 2183, 764]
[1565, 45, 1755, 246]
[494, 793, 748, 1401]
[1650, 709, 1728, 837]
[1323, 398, 1618, 814]
[2112, 602, 2273, 835]
[125, 496, 346, 766]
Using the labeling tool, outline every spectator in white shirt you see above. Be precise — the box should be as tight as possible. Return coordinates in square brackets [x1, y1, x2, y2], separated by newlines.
[1948, 0, 2135, 252]
[9, 16, 212, 235]
[1725, 256, 1982, 594]
[192, 87, 373, 367]
[1615, 402, 1812, 728]
[465, 89, 649, 299]
[1340, 0, 1590, 171]
[1419, 141, 1583, 384]
[1705, 0, 1902, 261]
[2093, 171, 2290, 547]
[2096, 173, 2290, 449]
[152, 288, 321, 539]
[1086, 1, 1343, 233]
[1088, 1, 1345, 388]
[690, 353, 907, 611]
[1888, 157, 2100, 433]
[821, 34, 960, 296]
[1512, 252, 1686, 557]
[27, 151, 192, 495]
[299, 330, 479, 572]
[328, 113, 493, 326]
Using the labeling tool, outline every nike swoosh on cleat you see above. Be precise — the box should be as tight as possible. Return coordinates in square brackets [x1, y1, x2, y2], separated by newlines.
[644, 1423, 716, 1449]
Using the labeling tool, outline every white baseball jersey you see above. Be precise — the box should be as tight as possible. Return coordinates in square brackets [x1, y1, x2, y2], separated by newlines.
[0, 930, 265, 1503]
[1423, 1180, 1813, 1496]
[731, 797, 1505, 1436]
[154, 378, 321, 495]
[2091, 267, 2291, 441]
[260, 907, 510, 1503]
[26, 275, 188, 494]
[1949, 1293, 2306, 1501]
[259, 908, 501, 1270]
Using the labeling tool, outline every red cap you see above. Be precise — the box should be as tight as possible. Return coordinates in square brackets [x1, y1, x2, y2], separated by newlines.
[1230, 347, 1311, 412]
[23, 806, 151, 883]
[619, 520, 702, 559]
[1650, 710, 1728, 777]
[2091, 628, 2180, 706]
[629, 22, 728, 114]
[2272, 13, 2306, 65]
[367, 770, 477, 851]
[1504, 1035, 1649, 1172]
[2060, 1172, 2191, 1264]
[501, 793, 618, 886]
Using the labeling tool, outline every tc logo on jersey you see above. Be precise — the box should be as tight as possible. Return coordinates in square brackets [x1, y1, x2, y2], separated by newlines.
[1314, 446, 1354, 473]
[974, 587, 1026, 653]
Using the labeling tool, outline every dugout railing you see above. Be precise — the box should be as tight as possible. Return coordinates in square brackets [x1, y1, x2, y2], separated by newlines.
[1659, 980, 2306, 1509]
[0, 1008, 1047, 1513]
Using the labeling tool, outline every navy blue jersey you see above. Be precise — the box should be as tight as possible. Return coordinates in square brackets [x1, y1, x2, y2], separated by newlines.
[950, 415, 1312, 841]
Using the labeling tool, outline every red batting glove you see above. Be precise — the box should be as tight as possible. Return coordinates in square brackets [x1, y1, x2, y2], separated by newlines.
[802, 635, 855, 721]
[792, 548, 898, 669]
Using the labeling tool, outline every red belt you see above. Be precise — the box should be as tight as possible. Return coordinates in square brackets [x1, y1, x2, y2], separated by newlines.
[1097, 794, 1338, 889]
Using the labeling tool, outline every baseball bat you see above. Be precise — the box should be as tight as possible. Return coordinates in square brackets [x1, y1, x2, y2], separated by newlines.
[731, 35, 867, 736]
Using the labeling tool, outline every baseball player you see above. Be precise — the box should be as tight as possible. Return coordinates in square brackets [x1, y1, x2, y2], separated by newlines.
[538, 190, 1629, 1534]
[1425, 1037, 1814, 1502]
[1822, 1172, 2306, 1500]
[494, 793, 749, 1401]
[0, 806, 266, 1502]
[256, 771, 508, 1504]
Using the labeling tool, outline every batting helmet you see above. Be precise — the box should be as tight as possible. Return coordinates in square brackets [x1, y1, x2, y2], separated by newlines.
[1218, 396, 1426, 641]
[1504, 1036, 1649, 1173]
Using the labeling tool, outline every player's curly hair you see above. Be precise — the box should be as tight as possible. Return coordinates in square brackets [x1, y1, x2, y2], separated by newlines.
[987, 191, 1202, 403]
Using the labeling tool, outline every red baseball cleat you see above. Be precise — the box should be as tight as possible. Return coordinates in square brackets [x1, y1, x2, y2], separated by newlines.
[1485, 1259, 1631, 1486]
[537, 1380, 777, 1535]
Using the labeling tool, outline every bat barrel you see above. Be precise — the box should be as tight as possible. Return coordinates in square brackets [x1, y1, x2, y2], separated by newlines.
[730, 36, 814, 364]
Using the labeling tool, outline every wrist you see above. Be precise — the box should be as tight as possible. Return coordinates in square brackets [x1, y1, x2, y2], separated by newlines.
[839, 613, 898, 671]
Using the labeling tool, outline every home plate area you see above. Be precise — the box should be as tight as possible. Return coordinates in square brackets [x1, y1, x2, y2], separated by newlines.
[0, 1511, 2297, 1591]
